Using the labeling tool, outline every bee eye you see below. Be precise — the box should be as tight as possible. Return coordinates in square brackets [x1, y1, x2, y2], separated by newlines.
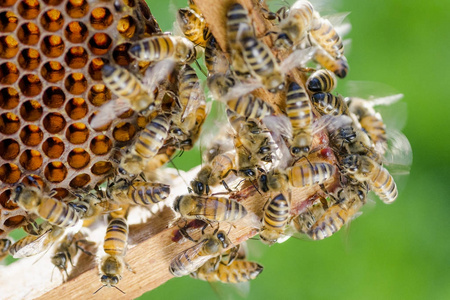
[291, 147, 300, 154]
[196, 182, 204, 193]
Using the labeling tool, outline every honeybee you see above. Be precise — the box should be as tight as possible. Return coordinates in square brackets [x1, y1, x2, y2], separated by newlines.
[291, 196, 329, 234]
[342, 154, 397, 204]
[177, 3, 211, 48]
[207, 73, 237, 101]
[107, 178, 170, 206]
[0, 238, 12, 261]
[313, 48, 349, 78]
[306, 69, 337, 93]
[260, 193, 290, 245]
[234, 135, 262, 180]
[311, 92, 349, 116]
[169, 229, 231, 277]
[173, 194, 247, 223]
[144, 145, 178, 172]
[227, 93, 274, 120]
[310, 16, 344, 59]
[204, 36, 229, 76]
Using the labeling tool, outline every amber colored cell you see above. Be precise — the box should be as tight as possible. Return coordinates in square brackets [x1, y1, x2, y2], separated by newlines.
[20, 125, 43, 146]
[0, 163, 21, 184]
[0, 0, 17, 8]
[91, 161, 112, 175]
[67, 148, 90, 169]
[43, 112, 66, 134]
[88, 33, 112, 55]
[0, 112, 20, 135]
[0, 12, 18, 32]
[18, 48, 41, 70]
[0, 139, 19, 160]
[88, 57, 107, 80]
[0, 35, 18, 59]
[90, 7, 113, 30]
[64, 73, 87, 95]
[20, 99, 43, 121]
[41, 61, 65, 83]
[0, 87, 19, 109]
[4, 215, 25, 227]
[118, 109, 134, 119]
[17, 22, 40, 45]
[21, 174, 45, 189]
[90, 135, 112, 155]
[43, 86, 65, 108]
[43, 0, 62, 5]
[137, 115, 147, 128]
[0, 62, 19, 84]
[42, 136, 64, 158]
[41, 35, 65, 58]
[66, 122, 89, 144]
[19, 149, 43, 171]
[0, 190, 19, 210]
[122, 0, 135, 8]
[69, 173, 90, 188]
[17, 0, 40, 19]
[44, 161, 67, 183]
[117, 15, 136, 39]
[65, 97, 88, 120]
[88, 84, 111, 106]
[88, 111, 110, 131]
[113, 122, 136, 142]
[50, 188, 68, 200]
[64, 21, 88, 43]
[40, 9, 64, 32]
[65, 46, 88, 69]
[112, 43, 133, 66]
[18, 74, 42, 97]
[66, 0, 89, 18]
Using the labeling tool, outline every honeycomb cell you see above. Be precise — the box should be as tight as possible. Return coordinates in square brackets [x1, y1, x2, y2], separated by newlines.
[0, 112, 20, 134]
[118, 109, 134, 119]
[0, 62, 19, 84]
[123, 0, 135, 8]
[65, 46, 88, 69]
[66, 122, 89, 144]
[67, 148, 90, 169]
[88, 84, 111, 106]
[64, 21, 88, 43]
[0, 163, 21, 184]
[41, 61, 65, 83]
[20, 125, 43, 146]
[66, 0, 89, 18]
[40, 9, 64, 32]
[41, 35, 65, 58]
[18, 74, 42, 97]
[113, 122, 136, 142]
[17, 22, 40, 45]
[88, 33, 112, 55]
[0, 35, 19, 59]
[18, 48, 41, 70]
[88, 57, 107, 80]
[17, 0, 41, 20]
[43, 0, 62, 5]
[43, 86, 66, 108]
[4, 215, 26, 227]
[91, 161, 112, 175]
[112, 43, 133, 66]
[42, 136, 64, 158]
[0, 11, 18, 32]
[117, 15, 136, 39]
[20, 99, 43, 121]
[21, 174, 44, 189]
[0, 138, 19, 160]
[88, 111, 110, 131]
[44, 161, 67, 183]
[50, 188, 69, 200]
[43, 112, 66, 133]
[0, 87, 19, 109]
[65, 97, 88, 120]
[0, 190, 19, 210]
[69, 173, 90, 188]
[90, 7, 113, 30]
[19, 149, 43, 171]
[64, 73, 87, 95]
[90, 135, 112, 155]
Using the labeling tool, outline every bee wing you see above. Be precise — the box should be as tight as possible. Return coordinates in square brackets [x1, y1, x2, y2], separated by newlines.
[280, 47, 316, 74]
[262, 115, 292, 167]
[222, 81, 262, 102]
[142, 59, 176, 93]
[90, 99, 131, 129]
[382, 129, 413, 175]
[12, 229, 54, 258]
[313, 114, 353, 136]
[182, 81, 206, 122]
[208, 280, 251, 300]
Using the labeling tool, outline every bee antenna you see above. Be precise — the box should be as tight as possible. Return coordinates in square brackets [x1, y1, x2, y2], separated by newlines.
[93, 285, 106, 295]
[26, 175, 40, 188]
[194, 59, 207, 77]
[170, 160, 190, 188]
[250, 180, 262, 195]
[114, 286, 126, 294]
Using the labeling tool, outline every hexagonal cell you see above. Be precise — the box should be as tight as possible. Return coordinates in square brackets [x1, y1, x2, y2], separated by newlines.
[43, 112, 66, 134]
[112, 43, 133, 66]
[90, 7, 113, 30]
[43, 86, 66, 108]
[67, 148, 90, 169]
[117, 15, 136, 39]
[18, 74, 42, 97]
[0, 87, 19, 109]
[17, 22, 40, 45]
[65, 46, 88, 69]
[40, 9, 64, 32]
[113, 122, 136, 142]
[64, 73, 87, 95]
[88, 57, 107, 80]
[0, 112, 20, 135]
[90, 135, 112, 155]
[69, 173, 90, 188]
[19, 149, 43, 171]
[88, 111, 110, 131]
[88, 84, 111, 106]
[20, 99, 43, 121]
[44, 161, 67, 183]
[0, 62, 19, 84]
[42, 136, 65, 158]
[50, 188, 69, 200]
[0, 190, 19, 210]
[21, 174, 45, 189]
[91, 161, 112, 175]
[64, 21, 88, 44]
[65, 97, 88, 120]
[41, 35, 65, 58]
[0, 0, 18, 8]
[17, 0, 40, 20]
[18, 48, 41, 70]
[88, 33, 112, 55]
[66, 122, 89, 144]
[66, 0, 89, 19]
[41, 61, 65, 83]
[0, 138, 19, 160]
[0, 12, 18, 32]
[0, 35, 19, 59]
[0, 163, 21, 184]
[20, 125, 43, 146]
[4, 215, 26, 227]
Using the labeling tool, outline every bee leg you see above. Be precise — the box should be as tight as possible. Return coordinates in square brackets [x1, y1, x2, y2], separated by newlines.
[125, 261, 136, 274]
[178, 221, 198, 243]
[221, 180, 233, 193]
[75, 240, 96, 256]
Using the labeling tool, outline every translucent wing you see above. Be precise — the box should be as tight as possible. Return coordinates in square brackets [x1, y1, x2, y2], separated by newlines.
[12, 229, 54, 258]
[142, 59, 176, 93]
[210, 281, 251, 300]
[90, 99, 131, 129]
[382, 129, 413, 176]
[280, 48, 316, 74]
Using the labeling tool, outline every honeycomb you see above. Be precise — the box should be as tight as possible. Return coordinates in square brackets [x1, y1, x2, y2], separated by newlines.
[0, 0, 162, 237]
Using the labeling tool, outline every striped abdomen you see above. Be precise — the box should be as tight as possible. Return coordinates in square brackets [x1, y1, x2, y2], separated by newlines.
[103, 217, 128, 256]
[306, 69, 337, 93]
[193, 196, 247, 222]
[129, 35, 176, 61]
[367, 162, 397, 204]
[286, 82, 312, 130]
[204, 36, 229, 75]
[287, 162, 335, 187]
[177, 7, 210, 47]
[280, 0, 315, 44]
[263, 193, 290, 230]
[360, 115, 387, 146]
[227, 94, 274, 120]
[102, 64, 142, 100]
[169, 241, 211, 277]
[127, 182, 170, 205]
[193, 260, 263, 283]
[314, 48, 349, 78]
[178, 65, 201, 117]
[310, 18, 344, 59]
[226, 3, 253, 49]
[239, 35, 276, 78]
[135, 114, 170, 159]
[38, 197, 80, 228]
[311, 92, 349, 116]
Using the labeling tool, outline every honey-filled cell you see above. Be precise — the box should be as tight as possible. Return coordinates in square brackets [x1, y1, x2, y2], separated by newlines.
[19, 149, 43, 171]
[17, 0, 41, 20]
[0, 190, 19, 210]
[40, 9, 64, 32]
[21, 174, 45, 189]
[41, 61, 65, 83]
[90, 7, 113, 30]
[42, 0, 62, 5]
[67, 148, 90, 169]
[64, 73, 87, 95]
[0, 35, 19, 59]
[113, 122, 136, 142]
[112, 43, 133, 66]
[18, 48, 41, 70]
[41, 35, 65, 58]
[65, 46, 88, 69]
[19, 125, 43, 146]
[0, 87, 19, 109]
[88, 57, 107, 80]
[0, 112, 20, 135]
[117, 15, 136, 39]
[69, 173, 90, 188]
[43, 86, 66, 108]
[42, 136, 65, 158]
[20, 99, 43, 121]
[43, 112, 66, 134]
[0, 12, 18, 32]
[17, 22, 40, 45]
[66, 122, 89, 144]
[65, 97, 88, 120]
[64, 21, 88, 43]
[0, 163, 21, 184]
[18, 74, 42, 97]
[0, 138, 19, 160]
[91, 161, 112, 175]
[88, 84, 111, 106]
[66, 0, 89, 19]
[90, 135, 112, 155]
[49, 188, 69, 200]
[4, 215, 26, 227]
[88, 33, 112, 55]
[0, 62, 19, 84]
[44, 161, 67, 183]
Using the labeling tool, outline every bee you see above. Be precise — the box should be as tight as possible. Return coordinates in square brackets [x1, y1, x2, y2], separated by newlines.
[204, 36, 229, 76]
[169, 229, 231, 277]
[291, 196, 329, 234]
[144, 145, 178, 172]
[311, 92, 349, 116]
[342, 154, 397, 204]
[0, 238, 12, 261]
[129, 35, 197, 65]
[313, 48, 349, 78]
[310, 16, 345, 59]
[260, 193, 290, 245]
[207, 73, 236, 101]
[107, 179, 170, 206]
[173, 194, 247, 223]
[234, 135, 262, 180]
[177, 3, 211, 48]
[227, 93, 274, 120]
[306, 69, 337, 93]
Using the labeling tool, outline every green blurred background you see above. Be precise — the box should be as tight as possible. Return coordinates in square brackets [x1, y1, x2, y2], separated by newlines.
[141, 0, 450, 299]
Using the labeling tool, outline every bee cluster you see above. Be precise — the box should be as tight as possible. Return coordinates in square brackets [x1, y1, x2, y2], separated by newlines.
[0, 0, 411, 297]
